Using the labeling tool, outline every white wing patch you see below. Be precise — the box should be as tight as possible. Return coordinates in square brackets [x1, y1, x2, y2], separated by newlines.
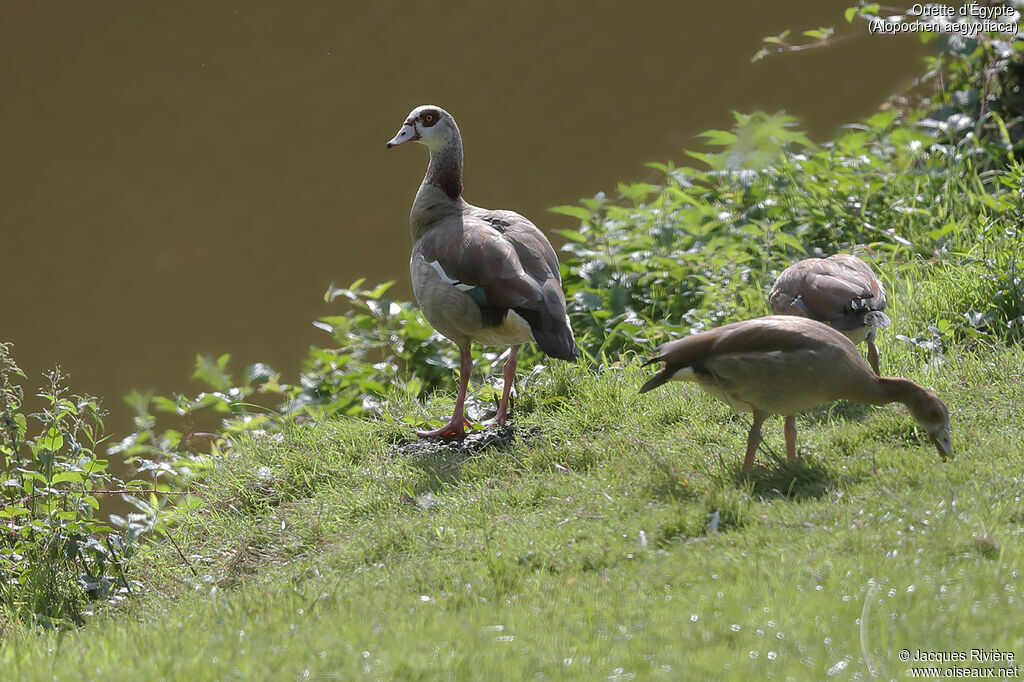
[427, 259, 458, 284]
[427, 259, 478, 294]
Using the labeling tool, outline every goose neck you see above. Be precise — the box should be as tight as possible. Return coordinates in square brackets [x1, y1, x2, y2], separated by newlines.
[425, 136, 463, 202]
[870, 376, 925, 406]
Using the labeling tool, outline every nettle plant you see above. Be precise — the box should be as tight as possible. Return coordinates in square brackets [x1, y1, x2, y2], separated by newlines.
[0, 343, 158, 629]
[299, 279, 477, 416]
[549, 109, 963, 358]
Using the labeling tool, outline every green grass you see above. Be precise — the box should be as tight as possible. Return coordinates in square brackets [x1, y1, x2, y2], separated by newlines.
[2, 341, 1022, 680]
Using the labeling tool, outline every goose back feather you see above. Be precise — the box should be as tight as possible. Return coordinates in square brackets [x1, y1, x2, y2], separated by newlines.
[769, 254, 890, 344]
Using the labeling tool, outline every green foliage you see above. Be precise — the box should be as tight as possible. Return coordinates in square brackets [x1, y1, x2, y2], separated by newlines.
[552, 111, 817, 358]
[0, 344, 156, 630]
[103, 279, 513, 485]
[887, 157, 1024, 355]
[552, 106, 1021, 359]
[297, 279, 477, 417]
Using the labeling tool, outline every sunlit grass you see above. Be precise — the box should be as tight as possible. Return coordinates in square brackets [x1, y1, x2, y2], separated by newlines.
[2, 344, 1022, 679]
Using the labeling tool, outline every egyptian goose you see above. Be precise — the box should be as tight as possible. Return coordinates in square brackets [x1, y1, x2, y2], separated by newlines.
[386, 105, 579, 440]
[639, 316, 952, 471]
[769, 254, 890, 374]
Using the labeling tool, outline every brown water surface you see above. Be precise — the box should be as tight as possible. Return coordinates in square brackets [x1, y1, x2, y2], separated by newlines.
[1, 2, 924, 435]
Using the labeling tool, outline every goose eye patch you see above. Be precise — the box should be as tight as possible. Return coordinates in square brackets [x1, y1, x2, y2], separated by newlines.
[421, 111, 439, 126]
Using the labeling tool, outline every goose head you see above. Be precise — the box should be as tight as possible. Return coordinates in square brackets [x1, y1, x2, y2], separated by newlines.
[904, 389, 953, 460]
[386, 105, 458, 152]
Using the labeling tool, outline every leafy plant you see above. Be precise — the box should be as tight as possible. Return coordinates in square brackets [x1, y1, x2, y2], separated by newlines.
[0, 344, 157, 629]
[109, 280, 514, 472]
[296, 279, 467, 416]
[550, 100, 1021, 359]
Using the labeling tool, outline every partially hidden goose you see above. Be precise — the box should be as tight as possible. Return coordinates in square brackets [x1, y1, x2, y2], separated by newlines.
[769, 254, 890, 375]
[386, 105, 579, 440]
[639, 316, 952, 471]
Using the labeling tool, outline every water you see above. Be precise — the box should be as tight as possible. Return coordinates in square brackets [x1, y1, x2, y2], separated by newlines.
[0, 1, 924, 435]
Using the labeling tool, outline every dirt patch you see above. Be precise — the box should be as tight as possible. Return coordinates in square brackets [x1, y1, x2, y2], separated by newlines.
[398, 424, 542, 458]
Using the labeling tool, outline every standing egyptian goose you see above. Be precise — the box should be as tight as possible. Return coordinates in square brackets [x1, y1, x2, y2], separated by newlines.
[769, 254, 890, 375]
[639, 316, 952, 471]
[386, 105, 579, 440]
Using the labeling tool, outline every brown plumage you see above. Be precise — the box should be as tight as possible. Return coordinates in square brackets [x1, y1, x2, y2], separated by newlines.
[387, 105, 579, 440]
[639, 316, 952, 471]
[769, 254, 889, 374]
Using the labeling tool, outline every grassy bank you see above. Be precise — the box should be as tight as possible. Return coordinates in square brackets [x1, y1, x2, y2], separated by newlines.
[2, 338, 1022, 678]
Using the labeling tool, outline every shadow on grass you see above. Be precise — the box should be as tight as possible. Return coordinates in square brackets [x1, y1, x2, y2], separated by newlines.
[732, 445, 839, 500]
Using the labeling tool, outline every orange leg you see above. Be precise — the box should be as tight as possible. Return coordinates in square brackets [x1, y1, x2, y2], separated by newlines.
[743, 414, 766, 471]
[866, 340, 881, 376]
[784, 414, 797, 463]
[493, 346, 519, 425]
[417, 349, 472, 441]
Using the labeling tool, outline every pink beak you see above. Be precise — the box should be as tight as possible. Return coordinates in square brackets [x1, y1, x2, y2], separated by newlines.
[386, 123, 418, 148]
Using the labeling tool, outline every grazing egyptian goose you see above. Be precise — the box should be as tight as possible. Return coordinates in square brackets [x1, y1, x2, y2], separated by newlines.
[639, 316, 952, 471]
[769, 254, 890, 375]
[386, 105, 579, 440]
